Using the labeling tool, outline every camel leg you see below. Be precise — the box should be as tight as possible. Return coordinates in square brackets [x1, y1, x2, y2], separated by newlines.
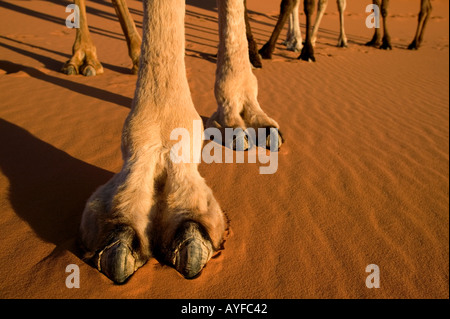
[415, 0, 432, 48]
[379, 0, 392, 50]
[366, 0, 382, 47]
[80, 0, 226, 282]
[311, 0, 328, 47]
[283, 11, 293, 47]
[146, 0, 225, 278]
[62, 0, 104, 76]
[154, 162, 226, 279]
[299, 0, 316, 62]
[111, 0, 142, 74]
[259, 0, 297, 60]
[284, 0, 303, 52]
[408, 0, 432, 50]
[209, 0, 283, 151]
[79, 152, 160, 283]
[336, 0, 348, 47]
[244, 0, 263, 68]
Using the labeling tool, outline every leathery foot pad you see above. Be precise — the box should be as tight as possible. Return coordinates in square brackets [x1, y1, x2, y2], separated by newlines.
[97, 239, 137, 284]
[260, 127, 284, 151]
[172, 221, 213, 279]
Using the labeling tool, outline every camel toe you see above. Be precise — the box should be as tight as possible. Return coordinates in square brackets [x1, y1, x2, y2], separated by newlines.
[173, 222, 213, 279]
[99, 240, 136, 284]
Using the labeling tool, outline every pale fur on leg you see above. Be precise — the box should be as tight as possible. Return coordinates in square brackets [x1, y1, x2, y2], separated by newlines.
[337, 0, 348, 47]
[284, 0, 303, 52]
[80, 0, 226, 280]
[209, 0, 281, 146]
[311, 0, 329, 47]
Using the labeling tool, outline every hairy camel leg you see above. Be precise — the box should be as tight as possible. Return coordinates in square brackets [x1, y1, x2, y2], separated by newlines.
[111, 0, 142, 74]
[79, 151, 160, 284]
[62, 0, 103, 76]
[379, 0, 392, 50]
[408, 0, 432, 50]
[310, 0, 328, 47]
[209, 0, 284, 151]
[366, 0, 382, 47]
[284, 0, 303, 52]
[79, 0, 226, 283]
[259, 0, 297, 60]
[244, 0, 263, 68]
[154, 161, 226, 279]
[336, 0, 348, 47]
[299, 0, 316, 62]
[143, 0, 225, 279]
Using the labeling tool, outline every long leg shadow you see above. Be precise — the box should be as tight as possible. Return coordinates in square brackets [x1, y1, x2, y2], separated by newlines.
[88, 0, 144, 17]
[185, 48, 217, 64]
[0, 35, 132, 75]
[0, 59, 132, 108]
[186, 0, 217, 12]
[0, 119, 114, 256]
[46, 0, 119, 23]
[0, 1, 125, 41]
[185, 0, 271, 62]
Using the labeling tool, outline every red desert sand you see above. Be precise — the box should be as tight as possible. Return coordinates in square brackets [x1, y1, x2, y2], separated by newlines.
[0, 0, 448, 298]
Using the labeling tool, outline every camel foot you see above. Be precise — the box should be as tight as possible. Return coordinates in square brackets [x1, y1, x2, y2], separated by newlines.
[230, 129, 251, 151]
[63, 64, 78, 76]
[130, 51, 140, 74]
[365, 39, 381, 48]
[97, 227, 138, 284]
[407, 41, 420, 50]
[287, 43, 303, 53]
[337, 38, 348, 48]
[172, 221, 213, 279]
[299, 44, 316, 62]
[207, 120, 252, 151]
[82, 64, 97, 77]
[249, 48, 263, 69]
[380, 39, 392, 50]
[207, 117, 282, 151]
[62, 60, 103, 76]
[284, 39, 303, 53]
[261, 127, 285, 152]
[258, 43, 273, 60]
[62, 46, 104, 76]
[131, 62, 139, 75]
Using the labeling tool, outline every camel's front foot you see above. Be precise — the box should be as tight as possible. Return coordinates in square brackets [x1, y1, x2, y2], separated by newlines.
[171, 221, 213, 279]
[261, 127, 284, 151]
[208, 107, 284, 151]
[284, 38, 303, 53]
[299, 42, 316, 62]
[247, 109, 284, 150]
[365, 35, 381, 48]
[379, 37, 392, 50]
[249, 51, 263, 69]
[407, 40, 420, 50]
[258, 43, 273, 60]
[337, 36, 348, 48]
[223, 127, 284, 152]
[129, 42, 141, 74]
[230, 127, 284, 152]
[96, 226, 139, 284]
[62, 44, 104, 76]
[131, 58, 140, 75]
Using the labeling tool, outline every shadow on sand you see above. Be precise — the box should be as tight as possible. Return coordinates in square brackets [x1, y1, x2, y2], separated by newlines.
[0, 119, 114, 256]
